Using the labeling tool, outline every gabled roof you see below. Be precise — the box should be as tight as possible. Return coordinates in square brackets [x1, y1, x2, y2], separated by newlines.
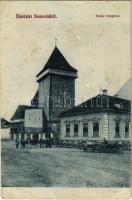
[37, 47, 77, 78]
[1, 118, 10, 128]
[59, 94, 131, 117]
[10, 105, 33, 121]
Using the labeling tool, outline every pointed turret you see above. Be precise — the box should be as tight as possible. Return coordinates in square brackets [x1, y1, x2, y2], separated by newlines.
[36, 47, 77, 81]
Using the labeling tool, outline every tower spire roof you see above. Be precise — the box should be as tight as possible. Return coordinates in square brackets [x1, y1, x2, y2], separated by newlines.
[55, 38, 57, 47]
[36, 46, 77, 79]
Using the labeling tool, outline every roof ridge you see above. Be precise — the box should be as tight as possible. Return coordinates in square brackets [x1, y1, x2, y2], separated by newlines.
[59, 94, 131, 117]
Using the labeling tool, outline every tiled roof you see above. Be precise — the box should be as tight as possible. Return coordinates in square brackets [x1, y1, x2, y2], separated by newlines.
[1, 118, 10, 128]
[37, 47, 77, 78]
[10, 105, 33, 120]
[59, 94, 131, 117]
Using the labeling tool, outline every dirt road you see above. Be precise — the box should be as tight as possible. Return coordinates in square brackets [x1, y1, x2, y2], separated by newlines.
[1, 140, 131, 187]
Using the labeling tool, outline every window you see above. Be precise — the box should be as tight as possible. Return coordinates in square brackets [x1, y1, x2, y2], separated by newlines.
[115, 121, 120, 137]
[83, 123, 88, 137]
[66, 123, 70, 137]
[125, 122, 129, 138]
[52, 123, 57, 133]
[74, 124, 78, 137]
[93, 122, 99, 137]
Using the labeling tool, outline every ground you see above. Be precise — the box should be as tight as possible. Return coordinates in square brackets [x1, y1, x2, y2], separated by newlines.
[1, 140, 131, 187]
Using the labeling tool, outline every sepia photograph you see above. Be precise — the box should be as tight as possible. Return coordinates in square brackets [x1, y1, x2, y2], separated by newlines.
[1, 0, 131, 199]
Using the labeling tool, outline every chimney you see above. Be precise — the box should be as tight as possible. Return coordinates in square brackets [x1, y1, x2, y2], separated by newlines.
[102, 89, 107, 95]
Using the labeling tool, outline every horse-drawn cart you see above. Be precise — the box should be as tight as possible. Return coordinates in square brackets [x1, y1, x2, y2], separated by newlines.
[84, 141, 123, 153]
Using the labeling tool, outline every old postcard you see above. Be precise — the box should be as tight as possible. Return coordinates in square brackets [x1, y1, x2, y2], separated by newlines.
[0, 0, 131, 199]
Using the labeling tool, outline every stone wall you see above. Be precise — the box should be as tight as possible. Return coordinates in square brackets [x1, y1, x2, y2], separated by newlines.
[49, 74, 75, 122]
[38, 75, 50, 120]
[38, 71, 76, 123]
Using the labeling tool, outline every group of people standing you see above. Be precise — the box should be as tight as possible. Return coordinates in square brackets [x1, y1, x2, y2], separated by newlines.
[15, 137, 52, 149]
[15, 139, 27, 149]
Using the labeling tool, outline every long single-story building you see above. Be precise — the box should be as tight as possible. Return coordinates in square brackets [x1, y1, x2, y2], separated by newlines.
[59, 90, 131, 142]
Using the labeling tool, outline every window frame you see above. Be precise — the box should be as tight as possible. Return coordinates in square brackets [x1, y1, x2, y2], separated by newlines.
[115, 121, 120, 138]
[83, 122, 88, 137]
[125, 122, 129, 138]
[93, 121, 99, 137]
[65, 123, 70, 137]
[74, 123, 79, 137]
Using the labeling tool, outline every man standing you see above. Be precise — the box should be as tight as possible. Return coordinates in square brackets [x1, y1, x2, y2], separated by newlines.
[15, 139, 19, 149]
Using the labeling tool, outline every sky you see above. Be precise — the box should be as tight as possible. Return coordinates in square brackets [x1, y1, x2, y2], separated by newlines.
[1, 1, 131, 120]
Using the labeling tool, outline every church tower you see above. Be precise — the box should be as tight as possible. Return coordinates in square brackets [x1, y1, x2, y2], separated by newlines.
[36, 46, 78, 136]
